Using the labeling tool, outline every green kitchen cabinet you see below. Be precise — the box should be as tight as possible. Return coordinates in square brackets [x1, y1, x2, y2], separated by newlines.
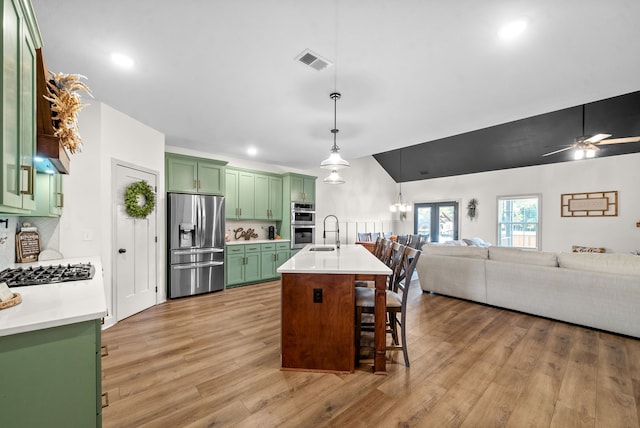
[225, 243, 261, 287]
[288, 173, 316, 203]
[32, 171, 63, 216]
[254, 173, 283, 220]
[165, 153, 226, 195]
[260, 241, 290, 278]
[1, 0, 41, 213]
[0, 319, 103, 427]
[225, 168, 256, 220]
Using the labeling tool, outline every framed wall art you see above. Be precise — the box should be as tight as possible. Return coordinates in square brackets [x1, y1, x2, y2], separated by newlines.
[561, 190, 618, 217]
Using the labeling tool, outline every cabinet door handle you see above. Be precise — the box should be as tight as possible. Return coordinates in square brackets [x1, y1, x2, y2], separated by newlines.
[101, 345, 109, 357]
[20, 165, 33, 195]
[193, 179, 198, 189]
[198, 179, 201, 189]
[57, 192, 64, 208]
[102, 392, 109, 408]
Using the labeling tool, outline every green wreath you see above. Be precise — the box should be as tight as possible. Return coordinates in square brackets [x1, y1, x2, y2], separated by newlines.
[124, 181, 156, 218]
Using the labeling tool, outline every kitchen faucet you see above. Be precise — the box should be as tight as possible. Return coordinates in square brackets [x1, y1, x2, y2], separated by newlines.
[322, 214, 340, 249]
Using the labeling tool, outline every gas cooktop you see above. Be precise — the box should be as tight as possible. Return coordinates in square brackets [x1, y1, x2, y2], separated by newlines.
[0, 263, 95, 288]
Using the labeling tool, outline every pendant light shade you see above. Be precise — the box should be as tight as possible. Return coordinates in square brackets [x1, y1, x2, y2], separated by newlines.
[321, 92, 349, 173]
[323, 168, 345, 184]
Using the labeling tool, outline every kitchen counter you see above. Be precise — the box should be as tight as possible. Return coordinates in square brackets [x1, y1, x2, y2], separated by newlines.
[0, 256, 107, 337]
[226, 239, 290, 245]
[277, 244, 391, 275]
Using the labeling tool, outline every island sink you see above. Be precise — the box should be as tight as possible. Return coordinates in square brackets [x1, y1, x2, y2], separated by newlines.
[308, 247, 335, 252]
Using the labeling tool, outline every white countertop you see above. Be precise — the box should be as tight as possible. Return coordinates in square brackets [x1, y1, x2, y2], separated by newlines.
[277, 244, 392, 275]
[0, 256, 108, 337]
[226, 239, 290, 245]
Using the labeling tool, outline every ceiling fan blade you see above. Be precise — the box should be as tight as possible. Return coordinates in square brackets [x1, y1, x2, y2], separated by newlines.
[584, 133, 611, 143]
[595, 136, 640, 145]
[584, 143, 600, 151]
[542, 146, 573, 157]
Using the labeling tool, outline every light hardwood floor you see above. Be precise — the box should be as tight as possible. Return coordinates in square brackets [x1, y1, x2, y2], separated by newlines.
[101, 278, 640, 427]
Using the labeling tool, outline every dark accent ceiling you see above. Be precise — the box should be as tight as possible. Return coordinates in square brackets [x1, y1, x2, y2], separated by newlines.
[374, 91, 640, 183]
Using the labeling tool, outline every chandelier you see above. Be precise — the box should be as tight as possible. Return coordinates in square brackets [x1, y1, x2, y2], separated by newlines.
[390, 183, 412, 214]
[389, 151, 411, 217]
[321, 92, 349, 184]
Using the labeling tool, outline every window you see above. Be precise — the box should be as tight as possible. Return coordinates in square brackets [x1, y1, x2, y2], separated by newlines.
[497, 195, 540, 249]
[414, 202, 458, 243]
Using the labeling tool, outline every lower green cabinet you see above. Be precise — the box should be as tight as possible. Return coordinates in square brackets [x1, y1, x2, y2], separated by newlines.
[0, 320, 102, 427]
[261, 242, 290, 278]
[226, 242, 291, 288]
[226, 243, 261, 287]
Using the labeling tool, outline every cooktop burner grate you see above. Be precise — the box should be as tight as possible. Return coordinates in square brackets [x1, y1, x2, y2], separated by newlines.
[0, 263, 95, 287]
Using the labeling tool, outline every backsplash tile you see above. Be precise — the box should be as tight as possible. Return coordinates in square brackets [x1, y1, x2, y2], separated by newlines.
[0, 217, 61, 270]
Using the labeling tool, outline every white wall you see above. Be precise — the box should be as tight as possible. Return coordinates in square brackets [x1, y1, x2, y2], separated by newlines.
[402, 152, 640, 254]
[61, 102, 165, 326]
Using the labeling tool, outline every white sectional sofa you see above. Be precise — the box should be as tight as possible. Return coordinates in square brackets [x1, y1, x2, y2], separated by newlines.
[416, 244, 640, 338]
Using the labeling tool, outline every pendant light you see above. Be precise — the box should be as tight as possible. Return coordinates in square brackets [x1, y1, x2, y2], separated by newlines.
[321, 92, 349, 184]
[389, 151, 411, 217]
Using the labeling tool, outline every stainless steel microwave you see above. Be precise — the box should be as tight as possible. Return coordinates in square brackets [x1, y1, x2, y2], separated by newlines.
[291, 202, 315, 225]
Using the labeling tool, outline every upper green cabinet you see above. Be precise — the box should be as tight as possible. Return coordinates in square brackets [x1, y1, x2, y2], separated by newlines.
[288, 173, 316, 203]
[225, 168, 255, 220]
[1, 0, 41, 213]
[254, 173, 282, 220]
[226, 168, 283, 221]
[165, 153, 226, 195]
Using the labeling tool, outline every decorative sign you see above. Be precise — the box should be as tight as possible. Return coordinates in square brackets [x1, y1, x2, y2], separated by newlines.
[16, 230, 41, 263]
[561, 191, 618, 217]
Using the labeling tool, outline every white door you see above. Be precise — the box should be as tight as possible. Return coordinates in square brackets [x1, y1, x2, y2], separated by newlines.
[114, 163, 157, 320]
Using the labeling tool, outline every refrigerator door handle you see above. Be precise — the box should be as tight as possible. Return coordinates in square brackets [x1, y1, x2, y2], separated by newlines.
[172, 261, 224, 270]
[173, 248, 224, 255]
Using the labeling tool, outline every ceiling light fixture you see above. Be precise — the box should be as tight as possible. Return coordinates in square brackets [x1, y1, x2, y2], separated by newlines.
[111, 52, 134, 68]
[499, 19, 527, 39]
[389, 151, 411, 218]
[247, 147, 257, 156]
[321, 92, 349, 184]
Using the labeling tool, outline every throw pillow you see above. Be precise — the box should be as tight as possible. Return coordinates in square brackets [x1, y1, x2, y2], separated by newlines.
[572, 245, 605, 253]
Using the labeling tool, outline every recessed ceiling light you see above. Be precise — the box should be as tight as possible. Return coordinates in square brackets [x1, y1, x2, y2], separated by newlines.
[498, 20, 527, 39]
[111, 52, 134, 68]
[247, 147, 258, 156]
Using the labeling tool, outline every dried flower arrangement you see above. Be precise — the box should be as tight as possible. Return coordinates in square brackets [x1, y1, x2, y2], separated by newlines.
[43, 72, 92, 154]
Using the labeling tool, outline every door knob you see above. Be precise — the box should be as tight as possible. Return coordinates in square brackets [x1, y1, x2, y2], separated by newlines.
[118, 248, 127, 254]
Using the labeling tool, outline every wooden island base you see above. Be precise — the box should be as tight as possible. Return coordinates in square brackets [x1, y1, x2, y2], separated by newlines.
[281, 273, 356, 373]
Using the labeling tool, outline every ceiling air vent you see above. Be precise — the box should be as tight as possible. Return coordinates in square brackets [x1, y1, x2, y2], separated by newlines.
[295, 49, 333, 71]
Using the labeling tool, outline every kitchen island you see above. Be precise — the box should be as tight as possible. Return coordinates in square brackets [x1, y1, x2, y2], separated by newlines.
[0, 256, 107, 428]
[277, 244, 392, 374]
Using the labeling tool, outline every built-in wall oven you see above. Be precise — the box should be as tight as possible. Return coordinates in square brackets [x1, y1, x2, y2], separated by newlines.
[291, 225, 315, 249]
[291, 202, 316, 249]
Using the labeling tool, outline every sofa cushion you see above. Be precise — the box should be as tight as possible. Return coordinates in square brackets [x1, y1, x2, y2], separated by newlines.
[558, 252, 640, 276]
[488, 246, 558, 267]
[422, 244, 488, 259]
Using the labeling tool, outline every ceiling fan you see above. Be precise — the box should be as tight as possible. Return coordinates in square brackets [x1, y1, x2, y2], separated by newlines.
[542, 105, 640, 159]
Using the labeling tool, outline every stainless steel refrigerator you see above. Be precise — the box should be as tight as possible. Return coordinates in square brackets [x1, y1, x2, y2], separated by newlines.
[167, 193, 225, 298]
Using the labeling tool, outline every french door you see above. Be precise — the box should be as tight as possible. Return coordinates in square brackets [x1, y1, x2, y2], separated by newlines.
[414, 202, 459, 243]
